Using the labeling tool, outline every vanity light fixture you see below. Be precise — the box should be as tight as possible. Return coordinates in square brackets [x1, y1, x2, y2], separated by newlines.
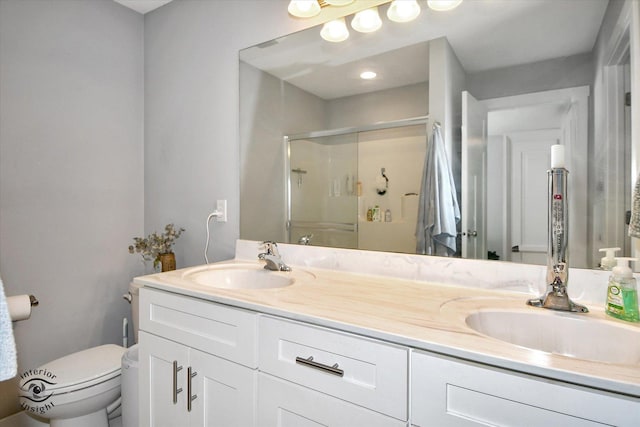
[288, 0, 321, 18]
[324, 0, 354, 5]
[360, 70, 377, 79]
[427, 0, 463, 12]
[387, 0, 421, 23]
[321, 17, 350, 42]
[351, 7, 382, 33]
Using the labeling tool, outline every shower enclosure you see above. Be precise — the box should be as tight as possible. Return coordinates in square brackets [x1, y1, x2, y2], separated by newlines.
[286, 117, 428, 253]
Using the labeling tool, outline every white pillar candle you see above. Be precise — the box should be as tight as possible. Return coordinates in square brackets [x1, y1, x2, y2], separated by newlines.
[551, 144, 565, 169]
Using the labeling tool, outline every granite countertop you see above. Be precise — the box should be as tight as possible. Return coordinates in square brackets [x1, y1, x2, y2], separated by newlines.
[134, 259, 640, 398]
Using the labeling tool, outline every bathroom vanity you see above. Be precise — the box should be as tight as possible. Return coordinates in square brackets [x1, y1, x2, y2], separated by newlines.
[135, 241, 640, 426]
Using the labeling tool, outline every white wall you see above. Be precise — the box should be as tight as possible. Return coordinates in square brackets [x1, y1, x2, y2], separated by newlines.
[0, 0, 144, 415]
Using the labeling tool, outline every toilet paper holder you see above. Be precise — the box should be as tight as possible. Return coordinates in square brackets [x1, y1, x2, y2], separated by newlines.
[29, 295, 39, 307]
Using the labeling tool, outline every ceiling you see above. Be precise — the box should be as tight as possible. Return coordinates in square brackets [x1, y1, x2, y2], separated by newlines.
[241, 0, 609, 100]
[113, 0, 173, 14]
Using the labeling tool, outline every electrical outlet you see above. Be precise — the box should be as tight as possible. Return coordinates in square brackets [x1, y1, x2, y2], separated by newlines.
[216, 199, 227, 222]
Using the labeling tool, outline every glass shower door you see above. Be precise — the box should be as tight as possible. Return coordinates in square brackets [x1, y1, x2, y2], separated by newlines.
[287, 133, 358, 248]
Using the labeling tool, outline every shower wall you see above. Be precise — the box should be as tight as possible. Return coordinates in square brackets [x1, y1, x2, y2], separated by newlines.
[288, 124, 426, 253]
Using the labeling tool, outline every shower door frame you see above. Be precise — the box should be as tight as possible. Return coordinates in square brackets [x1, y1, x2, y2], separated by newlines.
[284, 116, 429, 246]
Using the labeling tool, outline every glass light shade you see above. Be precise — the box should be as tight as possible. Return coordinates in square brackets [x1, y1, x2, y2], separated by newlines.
[427, 0, 463, 11]
[387, 0, 421, 23]
[324, 0, 354, 5]
[320, 18, 350, 42]
[288, 0, 321, 18]
[351, 7, 382, 33]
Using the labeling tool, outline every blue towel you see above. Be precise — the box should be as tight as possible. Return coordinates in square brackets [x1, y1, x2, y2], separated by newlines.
[416, 125, 460, 256]
[0, 275, 17, 380]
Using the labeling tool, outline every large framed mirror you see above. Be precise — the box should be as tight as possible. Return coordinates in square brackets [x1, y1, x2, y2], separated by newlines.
[240, 0, 635, 269]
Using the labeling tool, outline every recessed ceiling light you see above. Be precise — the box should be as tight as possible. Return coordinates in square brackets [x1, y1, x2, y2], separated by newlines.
[360, 71, 377, 80]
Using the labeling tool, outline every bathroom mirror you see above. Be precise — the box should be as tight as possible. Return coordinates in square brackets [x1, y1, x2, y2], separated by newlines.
[240, 0, 632, 269]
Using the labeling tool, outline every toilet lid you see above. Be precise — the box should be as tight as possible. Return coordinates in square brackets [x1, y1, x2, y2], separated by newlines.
[27, 344, 126, 392]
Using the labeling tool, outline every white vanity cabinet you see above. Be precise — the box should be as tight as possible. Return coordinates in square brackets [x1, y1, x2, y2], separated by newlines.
[138, 288, 258, 426]
[411, 350, 640, 427]
[257, 316, 408, 426]
[138, 285, 639, 427]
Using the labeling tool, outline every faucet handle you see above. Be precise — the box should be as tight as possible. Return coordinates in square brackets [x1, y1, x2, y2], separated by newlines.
[259, 241, 279, 257]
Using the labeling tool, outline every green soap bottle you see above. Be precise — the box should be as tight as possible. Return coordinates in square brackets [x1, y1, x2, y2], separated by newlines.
[605, 257, 639, 322]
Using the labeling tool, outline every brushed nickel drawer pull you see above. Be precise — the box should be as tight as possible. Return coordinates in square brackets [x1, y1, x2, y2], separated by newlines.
[295, 356, 344, 377]
[187, 367, 198, 412]
[172, 361, 183, 404]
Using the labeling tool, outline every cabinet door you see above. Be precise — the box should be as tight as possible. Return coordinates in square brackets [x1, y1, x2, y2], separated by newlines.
[189, 348, 256, 427]
[139, 331, 189, 427]
[257, 373, 406, 427]
[411, 350, 640, 427]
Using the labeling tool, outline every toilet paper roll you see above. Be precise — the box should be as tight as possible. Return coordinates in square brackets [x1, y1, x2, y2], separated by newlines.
[7, 295, 32, 321]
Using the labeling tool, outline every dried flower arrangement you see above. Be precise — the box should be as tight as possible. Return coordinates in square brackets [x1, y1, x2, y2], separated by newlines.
[128, 223, 185, 270]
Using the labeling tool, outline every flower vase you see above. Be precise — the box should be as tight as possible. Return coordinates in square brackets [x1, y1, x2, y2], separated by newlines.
[159, 252, 176, 272]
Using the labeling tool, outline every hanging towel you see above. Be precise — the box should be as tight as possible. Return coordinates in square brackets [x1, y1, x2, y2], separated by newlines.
[0, 275, 17, 381]
[630, 173, 640, 238]
[415, 124, 461, 256]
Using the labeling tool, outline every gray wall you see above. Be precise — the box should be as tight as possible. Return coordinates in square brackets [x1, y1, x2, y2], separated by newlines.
[467, 52, 594, 100]
[0, 0, 144, 414]
[145, 0, 307, 265]
[239, 62, 327, 244]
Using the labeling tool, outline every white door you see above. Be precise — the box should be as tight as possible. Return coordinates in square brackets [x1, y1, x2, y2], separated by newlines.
[461, 92, 488, 259]
[509, 130, 559, 265]
[139, 331, 189, 427]
[190, 348, 256, 427]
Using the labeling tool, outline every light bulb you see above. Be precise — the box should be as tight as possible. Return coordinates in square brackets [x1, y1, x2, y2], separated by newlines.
[387, 0, 421, 23]
[360, 71, 377, 80]
[351, 7, 382, 33]
[325, 0, 354, 5]
[320, 18, 350, 42]
[427, 0, 463, 12]
[288, 0, 321, 18]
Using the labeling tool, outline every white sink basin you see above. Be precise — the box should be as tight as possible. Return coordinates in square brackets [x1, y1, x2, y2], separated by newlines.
[183, 263, 312, 290]
[466, 310, 640, 365]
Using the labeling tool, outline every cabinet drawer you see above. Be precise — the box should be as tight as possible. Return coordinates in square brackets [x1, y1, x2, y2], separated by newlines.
[259, 316, 408, 420]
[258, 373, 406, 427]
[140, 287, 257, 368]
[411, 350, 640, 427]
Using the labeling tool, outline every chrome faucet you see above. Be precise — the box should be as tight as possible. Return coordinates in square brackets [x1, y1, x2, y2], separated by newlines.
[298, 234, 313, 245]
[258, 241, 291, 271]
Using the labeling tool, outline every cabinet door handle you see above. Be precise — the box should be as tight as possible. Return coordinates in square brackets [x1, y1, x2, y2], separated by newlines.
[187, 367, 198, 412]
[172, 361, 183, 405]
[295, 356, 344, 377]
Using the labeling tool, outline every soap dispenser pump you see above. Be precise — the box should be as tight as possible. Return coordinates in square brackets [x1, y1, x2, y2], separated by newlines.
[605, 257, 639, 322]
[599, 247, 621, 270]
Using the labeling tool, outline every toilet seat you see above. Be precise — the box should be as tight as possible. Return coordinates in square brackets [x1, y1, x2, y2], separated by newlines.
[25, 344, 126, 395]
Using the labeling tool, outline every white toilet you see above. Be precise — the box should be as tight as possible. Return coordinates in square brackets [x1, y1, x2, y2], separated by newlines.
[18, 283, 141, 427]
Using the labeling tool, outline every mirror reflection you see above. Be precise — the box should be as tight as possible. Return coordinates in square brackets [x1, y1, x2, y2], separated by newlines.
[240, 0, 632, 269]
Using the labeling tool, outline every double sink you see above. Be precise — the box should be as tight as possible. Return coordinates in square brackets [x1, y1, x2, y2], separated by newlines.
[165, 262, 640, 368]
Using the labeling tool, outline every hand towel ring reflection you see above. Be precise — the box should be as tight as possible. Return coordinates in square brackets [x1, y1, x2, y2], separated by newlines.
[376, 168, 389, 195]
